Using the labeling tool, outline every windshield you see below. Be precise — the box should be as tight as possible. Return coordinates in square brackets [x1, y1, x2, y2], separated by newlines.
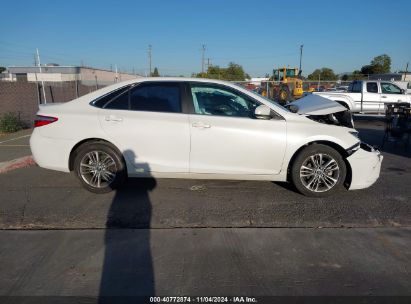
[286, 69, 296, 77]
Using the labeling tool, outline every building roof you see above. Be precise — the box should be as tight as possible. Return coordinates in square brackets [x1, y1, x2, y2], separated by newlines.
[7, 66, 139, 76]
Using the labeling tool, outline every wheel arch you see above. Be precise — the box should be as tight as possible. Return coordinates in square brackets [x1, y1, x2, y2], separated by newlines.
[334, 99, 351, 110]
[286, 140, 352, 186]
[68, 138, 124, 172]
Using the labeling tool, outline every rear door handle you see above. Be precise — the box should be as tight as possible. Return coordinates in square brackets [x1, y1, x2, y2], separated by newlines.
[192, 122, 211, 128]
[105, 115, 123, 122]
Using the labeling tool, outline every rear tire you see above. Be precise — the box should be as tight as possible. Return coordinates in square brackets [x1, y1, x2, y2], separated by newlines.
[290, 144, 346, 197]
[73, 142, 126, 193]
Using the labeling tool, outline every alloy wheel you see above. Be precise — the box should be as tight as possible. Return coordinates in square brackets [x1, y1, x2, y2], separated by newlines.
[299, 153, 340, 193]
[79, 150, 117, 189]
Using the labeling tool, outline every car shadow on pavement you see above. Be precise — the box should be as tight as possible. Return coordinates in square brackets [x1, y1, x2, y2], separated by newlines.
[99, 151, 156, 302]
[272, 181, 302, 196]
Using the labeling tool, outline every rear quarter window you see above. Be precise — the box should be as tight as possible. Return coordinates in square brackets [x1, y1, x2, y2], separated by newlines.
[92, 85, 131, 108]
[352, 82, 362, 93]
[104, 90, 130, 110]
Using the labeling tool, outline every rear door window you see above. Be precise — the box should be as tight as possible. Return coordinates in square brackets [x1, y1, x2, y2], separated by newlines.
[130, 83, 181, 113]
[366, 82, 378, 93]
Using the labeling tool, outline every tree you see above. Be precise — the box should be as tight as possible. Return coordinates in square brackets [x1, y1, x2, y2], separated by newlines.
[370, 54, 391, 74]
[206, 65, 222, 79]
[360, 65, 374, 75]
[0, 67, 6, 73]
[341, 74, 349, 81]
[194, 62, 249, 81]
[307, 68, 338, 80]
[360, 54, 391, 75]
[151, 67, 160, 77]
[348, 70, 365, 80]
[224, 62, 247, 81]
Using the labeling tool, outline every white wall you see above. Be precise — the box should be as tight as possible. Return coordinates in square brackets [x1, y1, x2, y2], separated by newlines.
[27, 73, 78, 82]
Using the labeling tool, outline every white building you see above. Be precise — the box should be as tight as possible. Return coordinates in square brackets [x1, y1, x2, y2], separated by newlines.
[249, 77, 269, 86]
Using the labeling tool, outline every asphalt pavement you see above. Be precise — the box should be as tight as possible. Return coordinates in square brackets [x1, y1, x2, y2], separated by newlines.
[0, 128, 32, 162]
[1, 228, 410, 298]
[0, 116, 410, 300]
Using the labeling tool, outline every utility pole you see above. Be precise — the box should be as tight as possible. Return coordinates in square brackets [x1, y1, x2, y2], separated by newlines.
[317, 73, 321, 91]
[201, 44, 206, 74]
[404, 62, 409, 80]
[115, 64, 118, 82]
[36, 48, 47, 104]
[206, 58, 212, 71]
[299, 44, 304, 73]
[148, 44, 152, 76]
[33, 54, 41, 104]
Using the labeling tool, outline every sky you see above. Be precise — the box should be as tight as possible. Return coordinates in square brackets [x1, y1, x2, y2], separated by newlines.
[0, 0, 410, 77]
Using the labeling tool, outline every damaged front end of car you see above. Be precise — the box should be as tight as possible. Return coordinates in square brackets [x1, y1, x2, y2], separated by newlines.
[286, 94, 383, 190]
[287, 94, 354, 128]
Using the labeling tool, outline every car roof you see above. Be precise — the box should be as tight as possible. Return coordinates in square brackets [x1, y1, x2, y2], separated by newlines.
[112, 77, 239, 87]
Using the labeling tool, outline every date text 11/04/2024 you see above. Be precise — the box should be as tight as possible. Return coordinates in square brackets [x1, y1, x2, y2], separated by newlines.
[150, 296, 257, 303]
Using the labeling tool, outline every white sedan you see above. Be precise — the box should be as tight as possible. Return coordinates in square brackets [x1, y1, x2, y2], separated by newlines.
[30, 78, 382, 196]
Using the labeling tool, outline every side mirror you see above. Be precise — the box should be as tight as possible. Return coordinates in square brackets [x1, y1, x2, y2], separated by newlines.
[400, 89, 405, 94]
[254, 105, 272, 119]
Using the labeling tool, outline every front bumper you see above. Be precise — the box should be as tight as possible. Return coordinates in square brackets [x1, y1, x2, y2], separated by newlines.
[347, 143, 383, 190]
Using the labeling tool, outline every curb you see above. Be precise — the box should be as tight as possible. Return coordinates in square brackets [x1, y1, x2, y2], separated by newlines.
[0, 156, 36, 174]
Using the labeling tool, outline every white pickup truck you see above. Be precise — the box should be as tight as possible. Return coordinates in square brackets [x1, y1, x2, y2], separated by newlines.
[313, 80, 411, 113]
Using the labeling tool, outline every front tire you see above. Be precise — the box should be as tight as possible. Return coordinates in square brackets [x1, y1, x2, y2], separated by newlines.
[291, 144, 346, 197]
[73, 142, 127, 193]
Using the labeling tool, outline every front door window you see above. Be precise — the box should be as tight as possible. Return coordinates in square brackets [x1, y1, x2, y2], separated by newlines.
[381, 83, 402, 94]
[190, 83, 260, 118]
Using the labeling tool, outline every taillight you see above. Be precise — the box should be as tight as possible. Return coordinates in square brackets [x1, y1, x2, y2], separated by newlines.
[34, 115, 58, 127]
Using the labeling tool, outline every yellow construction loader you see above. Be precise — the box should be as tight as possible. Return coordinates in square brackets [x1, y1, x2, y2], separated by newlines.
[262, 67, 313, 104]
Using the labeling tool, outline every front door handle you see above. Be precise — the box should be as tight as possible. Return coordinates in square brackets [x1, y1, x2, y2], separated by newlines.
[105, 115, 123, 122]
[381, 96, 387, 98]
[192, 122, 211, 128]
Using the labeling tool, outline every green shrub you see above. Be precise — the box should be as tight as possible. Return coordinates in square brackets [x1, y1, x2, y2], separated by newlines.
[0, 112, 24, 133]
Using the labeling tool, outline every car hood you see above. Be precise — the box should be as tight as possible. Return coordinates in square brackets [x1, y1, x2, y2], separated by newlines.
[288, 94, 347, 115]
